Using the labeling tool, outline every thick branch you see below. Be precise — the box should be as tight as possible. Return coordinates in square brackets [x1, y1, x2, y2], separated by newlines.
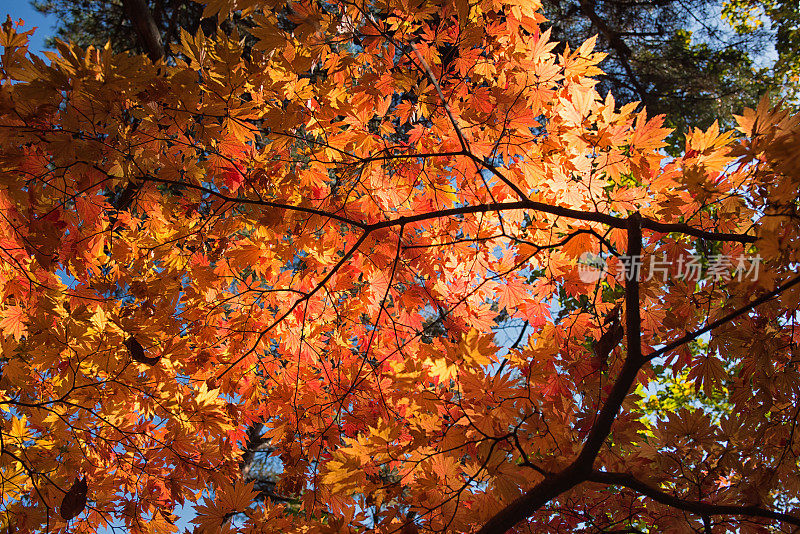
[574, 212, 643, 467]
[579, 0, 632, 56]
[239, 423, 271, 479]
[138, 173, 757, 243]
[122, 0, 165, 61]
[588, 471, 800, 527]
[473, 465, 587, 534]
[475, 214, 647, 534]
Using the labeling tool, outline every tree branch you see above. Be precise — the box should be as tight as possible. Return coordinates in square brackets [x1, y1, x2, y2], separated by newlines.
[122, 0, 165, 61]
[573, 212, 643, 467]
[132, 174, 760, 244]
[648, 273, 800, 361]
[588, 471, 800, 527]
[473, 466, 588, 534]
[113, 0, 165, 210]
[475, 213, 647, 534]
[578, 0, 650, 105]
[409, 43, 530, 201]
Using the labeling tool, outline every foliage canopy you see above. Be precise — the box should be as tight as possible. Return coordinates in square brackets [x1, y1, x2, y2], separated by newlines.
[1, 0, 800, 533]
[31, 0, 799, 151]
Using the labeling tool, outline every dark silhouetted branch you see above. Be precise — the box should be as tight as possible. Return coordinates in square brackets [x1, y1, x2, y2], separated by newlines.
[122, 0, 165, 61]
[588, 471, 800, 527]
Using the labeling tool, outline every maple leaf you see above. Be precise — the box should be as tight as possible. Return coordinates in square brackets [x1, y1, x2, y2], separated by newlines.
[688, 354, 728, 396]
[498, 276, 529, 315]
[630, 112, 670, 152]
[193, 479, 257, 532]
[0, 306, 26, 341]
[222, 165, 246, 192]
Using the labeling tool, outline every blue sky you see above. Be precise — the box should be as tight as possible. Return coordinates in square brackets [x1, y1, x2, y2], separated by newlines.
[3, 0, 59, 54]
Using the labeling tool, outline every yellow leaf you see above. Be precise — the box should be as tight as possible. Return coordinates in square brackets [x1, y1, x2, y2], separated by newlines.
[10, 415, 30, 441]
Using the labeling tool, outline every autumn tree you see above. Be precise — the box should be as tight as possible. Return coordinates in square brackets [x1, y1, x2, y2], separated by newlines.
[1, 0, 800, 533]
